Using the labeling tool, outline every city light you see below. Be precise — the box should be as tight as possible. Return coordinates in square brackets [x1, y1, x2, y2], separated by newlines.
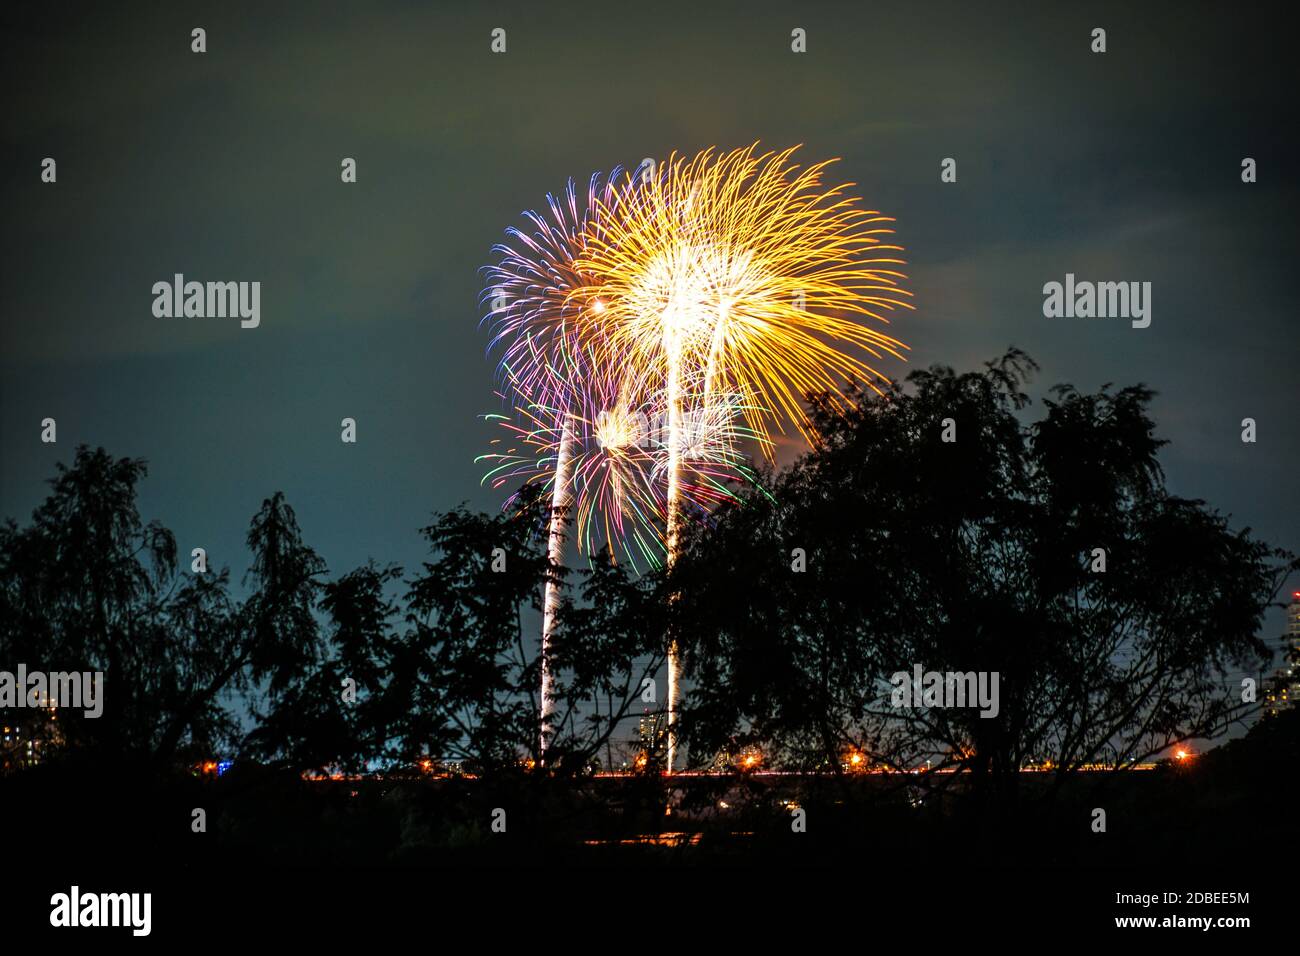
[735, 748, 762, 772]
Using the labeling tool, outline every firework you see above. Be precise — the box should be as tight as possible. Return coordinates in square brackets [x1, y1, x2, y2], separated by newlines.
[482, 172, 621, 409]
[479, 387, 764, 567]
[573, 144, 913, 446]
[478, 377, 666, 571]
[479, 168, 759, 759]
[481, 145, 910, 771]
[571, 144, 913, 769]
[481, 172, 623, 757]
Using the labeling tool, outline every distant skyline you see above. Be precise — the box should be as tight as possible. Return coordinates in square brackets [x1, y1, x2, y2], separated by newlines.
[3, 2, 1296, 660]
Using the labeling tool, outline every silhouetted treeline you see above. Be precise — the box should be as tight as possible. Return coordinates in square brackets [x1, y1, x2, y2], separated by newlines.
[0, 455, 663, 778]
[672, 349, 1298, 815]
[3, 350, 1295, 818]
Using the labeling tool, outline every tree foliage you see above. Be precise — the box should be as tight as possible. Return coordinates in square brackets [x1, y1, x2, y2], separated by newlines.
[671, 350, 1297, 806]
[3, 353, 1293, 804]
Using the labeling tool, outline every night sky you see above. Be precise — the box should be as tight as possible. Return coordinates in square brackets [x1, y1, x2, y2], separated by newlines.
[3, 2, 1296, 655]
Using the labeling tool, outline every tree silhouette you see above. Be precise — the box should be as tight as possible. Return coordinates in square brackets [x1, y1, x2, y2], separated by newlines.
[399, 488, 663, 776]
[0, 447, 245, 762]
[671, 349, 1297, 811]
[6, 371, 1293, 816]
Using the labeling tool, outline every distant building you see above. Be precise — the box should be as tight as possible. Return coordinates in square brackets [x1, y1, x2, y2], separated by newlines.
[1263, 675, 1289, 716]
[1290, 592, 1300, 646]
[626, 710, 666, 770]
[1, 702, 62, 773]
[637, 711, 663, 753]
[1263, 592, 1300, 718]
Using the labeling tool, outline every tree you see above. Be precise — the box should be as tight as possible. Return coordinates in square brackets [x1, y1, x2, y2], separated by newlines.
[551, 546, 668, 772]
[0, 446, 239, 762]
[672, 350, 1298, 811]
[0, 448, 350, 769]
[399, 487, 665, 776]
[236, 492, 378, 772]
[244, 560, 405, 773]
[2, 448, 664, 782]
